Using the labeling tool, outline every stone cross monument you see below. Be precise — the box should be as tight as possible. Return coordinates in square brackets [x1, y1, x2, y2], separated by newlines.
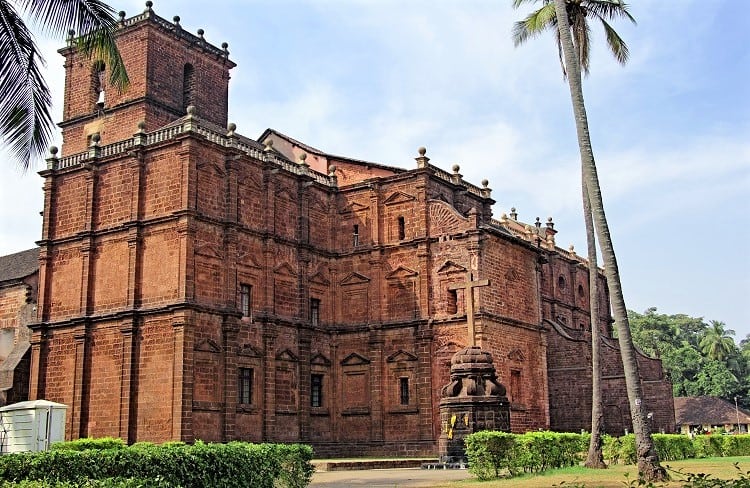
[439, 272, 510, 463]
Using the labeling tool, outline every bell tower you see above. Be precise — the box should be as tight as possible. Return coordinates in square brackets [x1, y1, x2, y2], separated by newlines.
[57, 1, 235, 155]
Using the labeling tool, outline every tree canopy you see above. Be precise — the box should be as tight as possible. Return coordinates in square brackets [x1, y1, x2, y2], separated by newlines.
[0, 0, 128, 170]
[628, 308, 746, 406]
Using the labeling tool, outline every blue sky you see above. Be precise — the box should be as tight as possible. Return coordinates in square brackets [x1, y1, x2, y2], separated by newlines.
[1, 0, 748, 339]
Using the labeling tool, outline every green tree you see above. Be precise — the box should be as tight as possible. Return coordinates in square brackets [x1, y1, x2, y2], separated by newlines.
[512, 0, 635, 472]
[547, 0, 666, 480]
[700, 321, 737, 362]
[685, 360, 740, 398]
[512, 0, 635, 76]
[0, 0, 128, 170]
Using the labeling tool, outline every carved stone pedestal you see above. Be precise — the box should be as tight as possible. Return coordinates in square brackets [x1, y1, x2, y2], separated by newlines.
[438, 346, 510, 463]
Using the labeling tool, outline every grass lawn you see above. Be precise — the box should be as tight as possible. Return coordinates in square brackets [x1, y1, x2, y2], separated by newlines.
[431, 457, 750, 487]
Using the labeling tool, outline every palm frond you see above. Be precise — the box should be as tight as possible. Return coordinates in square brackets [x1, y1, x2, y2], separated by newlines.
[599, 17, 630, 64]
[511, 0, 546, 9]
[19, 0, 128, 91]
[0, 0, 52, 170]
[512, 3, 557, 46]
[585, 0, 636, 24]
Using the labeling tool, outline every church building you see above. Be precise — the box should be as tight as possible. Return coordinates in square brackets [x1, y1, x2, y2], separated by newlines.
[2, 4, 675, 456]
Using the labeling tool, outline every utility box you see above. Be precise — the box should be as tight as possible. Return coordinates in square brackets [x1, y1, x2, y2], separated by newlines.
[0, 400, 67, 453]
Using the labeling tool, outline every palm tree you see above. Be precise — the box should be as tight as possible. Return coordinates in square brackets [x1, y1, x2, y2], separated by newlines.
[512, 0, 633, 469]
[549, 0, 666, 480]
[512, 0, 635, 76]
[699, 321, 737, 362]
[0, 0, 128, 170]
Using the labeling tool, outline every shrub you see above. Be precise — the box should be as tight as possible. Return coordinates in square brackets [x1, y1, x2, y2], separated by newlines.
[50, 438, 126, 452]
[652, 434, 696, 461]
[693, 434, 725, 458]
[0, 440, 313, 488]
[465, 431, 587, 479]
[465, 431, 519, 480]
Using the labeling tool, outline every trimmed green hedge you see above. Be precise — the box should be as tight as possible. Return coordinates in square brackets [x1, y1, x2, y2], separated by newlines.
[465, 431, 588, 480]
[0, 440, 313, 488]
[604, 433, 750, 464]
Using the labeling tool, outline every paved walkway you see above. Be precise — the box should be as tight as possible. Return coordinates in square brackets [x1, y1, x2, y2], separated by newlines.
[310, 467, 472, 487]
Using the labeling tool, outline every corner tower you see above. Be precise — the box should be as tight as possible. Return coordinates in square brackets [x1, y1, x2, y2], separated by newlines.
[58, 1, 235, 155]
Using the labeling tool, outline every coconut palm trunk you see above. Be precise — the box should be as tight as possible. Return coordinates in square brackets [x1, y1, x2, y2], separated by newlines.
[551, 0, 667, 481]
[583, 180, 606, 469]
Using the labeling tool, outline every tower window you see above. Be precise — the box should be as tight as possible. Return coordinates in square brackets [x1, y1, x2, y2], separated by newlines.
[240, 284, 252, 318]
[183, 63, 195, 111]
[399, 377, 410, 405]
[397, 216, 405, 240]
[91, 60, 106, 112]
[447, 289, 458, 314]
[353, 224, 359, 247]
[310, 298, 320, 326]
[238, 367, 253, 405]
[311, 374, 323, 407]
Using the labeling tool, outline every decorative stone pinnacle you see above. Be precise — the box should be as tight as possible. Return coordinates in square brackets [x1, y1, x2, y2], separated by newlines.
[298, 152, 308, 166]
[452, 164, 460, 174]
[137, 121, 146, 132]
[222, 42, 229, 55]
[481, 179, 489, 188]
[415, 147, 429, 168]
[264, 139, 274, 152]
[227, 122, 237, 136]
[569, 244, 575, 254]
[197, 29, 205, 39]
[91, 133, 101, 145]
[535, 217, 541, 228]
[186, 105, 196, 117]
[118, 11, 126, 21]
[67, 29, 75, 38]
[145, 1, 153, 11]
[510, 207, 518, 220]
[328, 165, 337, 176]
[546, 217, 555, 230]
[173, 15, 180, 26]
[49, 146, 58, 156]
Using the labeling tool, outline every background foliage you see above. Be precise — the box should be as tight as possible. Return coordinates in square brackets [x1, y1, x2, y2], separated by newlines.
[628, 308, 747, 406]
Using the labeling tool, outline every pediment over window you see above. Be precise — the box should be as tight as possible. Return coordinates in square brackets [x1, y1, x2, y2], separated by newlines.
[384, 191, 416, 206]
[238, 343, 262, 358]
[340, 272, 370, 286]
[197, 160, 226, 177]
[385, 266, 418, 280]
[342, 201, 369, 214]
[341, 352, 370, 366]
[508, 348, 525, 362]
[309, 269, 330, 286]
[195, 242, 222, 259]
[276, 349, 298, 362]
[195, 339, 221, 353]
[237, 253, 262, 269]
[275, 184, 296, 201]
[437, 260, 467, 275]
[274, 262, 297, 277]
[311, 353, 331, 366]
[386, 350, 418, 363]
[237, 172, 262, 191]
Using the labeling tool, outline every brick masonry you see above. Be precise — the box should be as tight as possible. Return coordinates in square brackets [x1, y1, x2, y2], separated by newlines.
[22, 7, 674, 456]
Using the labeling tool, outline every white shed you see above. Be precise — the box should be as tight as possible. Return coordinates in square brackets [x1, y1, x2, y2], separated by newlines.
[0, 400, 67, 453]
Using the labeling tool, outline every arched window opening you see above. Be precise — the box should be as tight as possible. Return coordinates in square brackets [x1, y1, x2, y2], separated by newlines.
[183, 63, 195, 111]
[92, 61, 106, 112]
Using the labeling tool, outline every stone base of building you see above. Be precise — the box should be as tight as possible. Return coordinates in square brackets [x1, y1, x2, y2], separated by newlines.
[309, 440, 437, 458]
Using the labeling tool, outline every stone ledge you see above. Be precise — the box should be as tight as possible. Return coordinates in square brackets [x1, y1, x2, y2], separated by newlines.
[312, 458, 437, 471]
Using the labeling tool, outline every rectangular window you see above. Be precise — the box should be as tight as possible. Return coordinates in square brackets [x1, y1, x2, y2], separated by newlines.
[400, 377, 410, 405]
[310, 298, 320, 326]
[240, 284, 252, 318]
[238, 368, 253, 405]
[397, 216, 406, 240]
[353, 224, 359, 247]
[447, 289, 458, 314]
[510, 369, 521, 403]
[311, 374, 323, 407]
